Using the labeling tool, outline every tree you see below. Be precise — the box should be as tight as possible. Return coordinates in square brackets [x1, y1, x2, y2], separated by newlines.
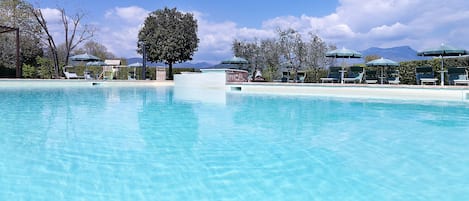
[278, 28, 306, 82]
[259, 39, 281, 80]
[0, 0, 43, 76]
[30, 6, 94, 78]
[138, 7, 199, 80]
[232, 39, 261, 72]
[231, 28, 336, 81]
[30, 8, 59, 78]
[365, 55, 381, 63]
[73, 40, 115, 59]
[306, 33, 330, 70]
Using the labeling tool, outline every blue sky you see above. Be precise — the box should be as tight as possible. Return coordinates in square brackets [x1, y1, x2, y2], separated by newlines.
[30, 0, 469, 64]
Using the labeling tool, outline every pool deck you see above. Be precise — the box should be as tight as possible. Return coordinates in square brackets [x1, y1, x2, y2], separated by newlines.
[2, 79, 469, 102]
[0, 79, 174, 87]
[227, 82, 469, 102]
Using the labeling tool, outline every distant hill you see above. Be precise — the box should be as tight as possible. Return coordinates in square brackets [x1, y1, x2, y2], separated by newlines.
[126, 58, 214, 68]
[360, 46, 425, 62]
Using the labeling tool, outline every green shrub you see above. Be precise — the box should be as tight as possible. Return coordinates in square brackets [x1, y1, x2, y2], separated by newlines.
[22, 64, 38, 78]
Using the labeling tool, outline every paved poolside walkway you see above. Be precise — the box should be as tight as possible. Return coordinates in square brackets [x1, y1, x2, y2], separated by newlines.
[0, 79, 174, 87]
[227, 81, 469, 102]
[229, 81, 469, 89]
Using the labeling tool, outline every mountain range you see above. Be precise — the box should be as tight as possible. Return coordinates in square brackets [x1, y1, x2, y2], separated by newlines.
[359, 46, 424, 62]
[126, 46, 424, 68]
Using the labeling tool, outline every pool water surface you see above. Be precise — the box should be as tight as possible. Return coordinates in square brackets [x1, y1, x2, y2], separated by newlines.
[0, 86, 468, 200]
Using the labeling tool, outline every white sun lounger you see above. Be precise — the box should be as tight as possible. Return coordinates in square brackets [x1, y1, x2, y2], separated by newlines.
[64, 72, 80, 79]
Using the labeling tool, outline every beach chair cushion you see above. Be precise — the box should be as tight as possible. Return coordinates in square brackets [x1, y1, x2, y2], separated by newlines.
[64, 72, 79, 79]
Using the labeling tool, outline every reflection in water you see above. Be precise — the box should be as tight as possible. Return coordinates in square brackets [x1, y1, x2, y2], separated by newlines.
[0, 87, 187, 151]
[174, 87, 227, 105]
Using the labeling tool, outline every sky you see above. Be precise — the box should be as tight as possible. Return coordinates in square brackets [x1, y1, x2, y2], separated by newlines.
[29, 0, 469, 64]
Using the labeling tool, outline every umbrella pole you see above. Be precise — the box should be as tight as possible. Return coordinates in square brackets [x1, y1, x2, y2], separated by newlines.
[440, 56, 445, 86]
[341, 57, 346, 84]
[380, 67, 384, 84]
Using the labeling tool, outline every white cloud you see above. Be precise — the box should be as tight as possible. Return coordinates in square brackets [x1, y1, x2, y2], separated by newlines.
[95, 6, 150, 58]
[41, 7, 99, 47]
[367, 22, 409, 40]
[262, 15, 311, 31]
[104, 6, 149, 25]
[323, 24, 356, 39]
[40, 8, 65, 44]
[256, 0, 469, 52]
[40, 8, 62, 23]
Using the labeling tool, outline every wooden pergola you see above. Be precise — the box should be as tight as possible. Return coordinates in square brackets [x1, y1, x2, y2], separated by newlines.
[0, 25, 20, 78]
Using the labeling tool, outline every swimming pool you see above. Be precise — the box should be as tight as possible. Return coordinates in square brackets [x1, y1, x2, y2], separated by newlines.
[1, 84, 468, 200]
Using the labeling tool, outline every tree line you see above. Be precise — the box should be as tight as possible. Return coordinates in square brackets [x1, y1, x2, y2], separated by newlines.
[232, 28, 337, 81]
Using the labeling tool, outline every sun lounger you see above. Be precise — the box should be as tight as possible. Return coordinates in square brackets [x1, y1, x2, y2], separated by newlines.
[420, 78, 438, 85]
[128, 71, 136, 80]
[84, 71, 95, 80]
[343, 72, 364, 83]
[64, 71, 83, 79]
[365, 70, 378, 84]
[386, 70, 400, 84]
[416, 66, 436, 85]
[448, 67, 468, 85]
[281, 71, 290, 82]
[343, 66, 364, 84]
[453, 80, 469, 85]
[320, 67, 341, 83]
[387, 77, 400, 84]
[297, 71, 306, 83]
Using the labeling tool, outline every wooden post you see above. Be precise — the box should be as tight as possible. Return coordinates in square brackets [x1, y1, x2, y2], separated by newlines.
[0, 26, 21, 78]
[16, 28, 21, 78]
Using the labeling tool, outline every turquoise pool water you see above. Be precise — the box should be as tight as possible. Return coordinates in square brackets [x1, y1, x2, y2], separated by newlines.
[0, 86, 468, 200]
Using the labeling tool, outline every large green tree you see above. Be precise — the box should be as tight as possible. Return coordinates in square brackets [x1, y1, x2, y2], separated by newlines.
[138, 7, 199, 80]
[0, 0, 43, 77]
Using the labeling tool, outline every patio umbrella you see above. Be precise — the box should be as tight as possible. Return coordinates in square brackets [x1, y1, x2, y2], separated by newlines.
[128, 62, 143, 67]
[325, 47, 362, 58]
[69, 53, 102, 71]
[221, 56, 249, 64]
[86, 61, 106, 66]
[212, 56, 250, 71]
[366, 57, 399, 84]
[70, 53, 101, 61]
[325, 47, 362, 83]
[417, 44, 468, 86]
